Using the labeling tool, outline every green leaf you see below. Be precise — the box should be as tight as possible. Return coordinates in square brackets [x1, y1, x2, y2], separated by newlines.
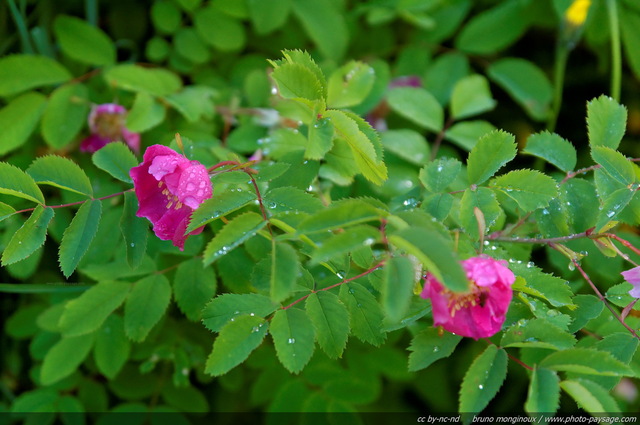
[173, 257, 217, 322]
[381, 256, 415, 323]
[264, 186, 324, 214]
[0, 202, 15, 223]
[459, 345, 508, 413]
[305, 291, 350, 358]
[540, 348, 634, 376]
[58, 200, 102, 278]
[459, 187, 502, 240]
[297, 199, 384, 234]
[10, 388, 58, 413]
[270, 243, 300, 303]
[420, 158, 462, 193]
[387, 87, 443, 132]
[567, 295, 604, 333]
[490, 169, 559, 212]
[324, 109, 387, 185]
[151, 0, 181, 33]
[270, 308, 316, 373]
[560, 379, 620, 413]
[174, 27, 211, 64]
[450, 74, 496, 119]
[195, 6, 246, 52]
[0, 162, 45, 204]
[27, 155, 93, 198]
[205, 315, 268, 376]
[620, 5, 640, 80]
[292, 0, 348, 60]
[389, 227, 468, 292]
[248, 0, 291, 34]
[41, 84, 90, 149]
[445, 120, 496, 151]
[92, 142, 139, 184]
[164, 86, 216, 122]
[455, 1, 531, 54]
[306, 114, 334, 159]
[120, 192, 148, 269]
[94, 314, 130, 379]
[591, 146, 636, 185]
[58, 281, 130, 336]
[126, 92, 166, 132]
[381, 130, 430, 166]
[41, 333, 95, 385]
[523, 131, 577, 172]
[510, 262, 574, 308]
[501, 318, 576, 350]
[327, 61, 375, 108]
[408, 328, 462, 372]
[104, 64, 182, 96]
[487, 58, 553, 121]
[186, 189, 257, 233]
[0, 54, 71, 97]
[596, 187, 635, 231]
[54, 15, 115, 66]
[587, 95, 627, 150]
[124, 275, 171, 343]
[311, 225, 379, 265]
[0, 91, 47, 156]
[203, 212, 266, 265]
[525, 368, 560, 414]
[338, 283, 386, 346]
[202, 293, 278, 333]
[467, 130, 517, 185]
[2, 206, 54, 266]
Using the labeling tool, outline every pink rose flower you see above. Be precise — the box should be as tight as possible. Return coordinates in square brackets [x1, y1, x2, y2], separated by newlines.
[130, 145, 213, 250]
[621, 266, 640, 298]
[420, 256, 516, 339]
[80, 103, 140, 154]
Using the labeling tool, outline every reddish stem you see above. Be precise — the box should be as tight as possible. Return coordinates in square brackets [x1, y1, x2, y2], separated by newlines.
[13, 190, 131, 215]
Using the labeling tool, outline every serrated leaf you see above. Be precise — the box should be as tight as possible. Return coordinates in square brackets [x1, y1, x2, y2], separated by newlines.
[41, 84, 90, 149]
[270, 308, 315, 373]
[591, 146, 636, 185]
[487, 58, 553, 121]
[271, 63, 324, 101]
[501, 318, 576, 350]
[58, 281, 130, 336]
[510, 262, 574, 308]
[389, 227, 468, 292]
[419, 157, 461, 193]
[0, 91, 47, 156]
[124, 274, 171, 342]
[540, 348, 634, 376]
[327, 61, 374, 108]
[203, 212, 266, 265]
[297, 199, 384, 234]
[264, 186, 323, 214]
[459, 187, 502, 240]
[186, 189, 257, 233]
[54, 15, 115, 66]
[490, 169, 558, 212]
[104, 64, 182, 96]
[94, 314, 130, 379]
[205, 315, 268, 376]
[587, 95, 627, 150]
[523, 131, 577, 172]
[596, 187, 635, 231]
[0, 162, 45, 204]
[387, 87, 443, 132]
[525, 368, 560, 414]
[120, 192, 148, 269]
[567, 295, 603, 333]
[381, 256, 415, 323]
[270, 243, 300, 303]
[311, 225, 379, 265]
[0, 54, 71, 97]
[126, 92, 166, 132]
[306, 291, 349, 358]
[92, 142, 139, 184]
[28, 155, 93, 198]
[381, 129, 430, 166]
[450, 74, 496, 119]
[459, 345, 508, 413]
[408, 328, 462, 372]
[202, 293, 279, 333]
[0, 202, 15, 223]
[306, 114, 334, 159]
[325, 109, 387, 185]
[40, 333, 95, 385]
[560, 379, 620, 413]
[2, 206, 54, 266]
[174, 257, 217, 322]
[59, 200, 102, 278]
[467, 130, 517, 185]
[338, 283, 386, 346]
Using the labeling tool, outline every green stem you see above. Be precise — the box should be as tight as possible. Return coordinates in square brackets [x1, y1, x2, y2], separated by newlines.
[85, 0, 98, 26]
[548, 42, 569, 132]
[6, 0, 34, 53]
[606, 0, 621, 101]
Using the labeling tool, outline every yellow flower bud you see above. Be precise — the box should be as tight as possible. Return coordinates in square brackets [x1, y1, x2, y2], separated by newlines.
[565, 0, 592, 27]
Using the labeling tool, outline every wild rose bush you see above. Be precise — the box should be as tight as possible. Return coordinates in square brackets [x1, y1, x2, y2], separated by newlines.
[2, 0, 640, 421]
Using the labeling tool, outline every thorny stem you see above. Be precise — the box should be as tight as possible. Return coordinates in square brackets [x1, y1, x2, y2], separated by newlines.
[487, 230, 590, 245]
[561, 158, 640, 184]
[12, 190, 132, 215]
[280, 260, 386, 312]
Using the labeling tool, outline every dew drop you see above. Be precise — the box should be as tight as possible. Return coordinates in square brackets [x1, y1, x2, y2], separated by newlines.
[478, 385, 484, 390]
[483, 240, 490, 246]
[336, 270, 346, 279]
[182, 368, 189, 376]
[363, 238, 375, 246]
[287, 338, 296, 344]
[130, 243, 135, 248]
[348, 288, 356, 294]
[433, 346, 440, 353]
